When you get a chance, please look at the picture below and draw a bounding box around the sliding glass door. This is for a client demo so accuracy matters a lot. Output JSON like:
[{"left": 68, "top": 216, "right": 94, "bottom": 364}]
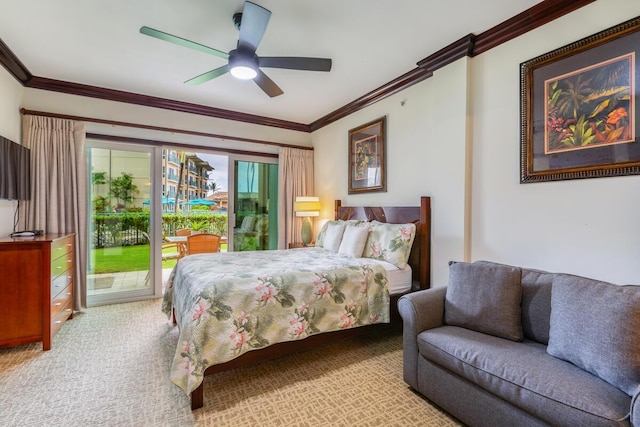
[
  {"left": 86, "top": 141, "right": 161, "bottom": 306},
  {"left": 230, "top": 156, "right": 278, "bottom": 251}
]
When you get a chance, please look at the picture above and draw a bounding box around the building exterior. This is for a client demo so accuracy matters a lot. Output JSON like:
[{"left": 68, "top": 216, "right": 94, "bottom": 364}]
[{"left": 161, "top": 150, "right": 214, "bottom": 207}]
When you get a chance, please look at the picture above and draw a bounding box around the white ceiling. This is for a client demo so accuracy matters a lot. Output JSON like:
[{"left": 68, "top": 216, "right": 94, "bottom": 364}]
[{"left": 0, "top": 0, "right": 542, "bottom": 125}]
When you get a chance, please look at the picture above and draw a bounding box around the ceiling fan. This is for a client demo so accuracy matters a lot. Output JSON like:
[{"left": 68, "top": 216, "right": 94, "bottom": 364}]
[{"left": 140, "top": 1, "right": 332, "bottom": 97}]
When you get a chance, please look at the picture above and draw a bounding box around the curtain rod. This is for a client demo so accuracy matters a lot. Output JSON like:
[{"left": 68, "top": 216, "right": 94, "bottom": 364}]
[
  {"left": 86, "top": 133, "right": 278, "bottom": 159},
  {"left": 19, "top": 108, "right": 313, "bottom": 151}
]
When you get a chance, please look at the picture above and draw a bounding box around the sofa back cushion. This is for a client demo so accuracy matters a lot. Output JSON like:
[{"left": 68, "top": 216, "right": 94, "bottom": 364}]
[
  {"left": 444, "top": 261, "right": 524, "bottom": 342},
  {"left": 520, "top": 268, "right": 554, "bottom": 344},
  {"left": 547, "top": 275, "right": 640, "bottom": 396}
]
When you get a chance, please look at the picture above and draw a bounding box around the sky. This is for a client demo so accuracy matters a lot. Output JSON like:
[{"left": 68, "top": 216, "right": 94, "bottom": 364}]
[{"left": 198, "top": 153, "right": 228, "bottom": 193}]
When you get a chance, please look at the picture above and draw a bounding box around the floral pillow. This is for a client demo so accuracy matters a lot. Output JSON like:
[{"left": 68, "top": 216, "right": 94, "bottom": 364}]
[
  {"left": 362, "top": 222, "right": 416, "bottom": 269},
  {"left": 316, "top": 219, "right": 365, "bottom": 247}
]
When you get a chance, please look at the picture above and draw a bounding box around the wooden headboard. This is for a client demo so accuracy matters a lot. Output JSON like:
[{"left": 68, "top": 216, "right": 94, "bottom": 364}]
[{"left": 334, "top": 196, "right": 431, "bottom": 290}]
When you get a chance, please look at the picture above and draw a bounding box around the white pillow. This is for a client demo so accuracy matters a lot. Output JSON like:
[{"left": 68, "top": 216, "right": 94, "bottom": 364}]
[
  {"left": 338, "top": 226, "right": 370, "bottom": 257},
  {"left": 322, "top": 223, "right": 346, "bottom": 252}
]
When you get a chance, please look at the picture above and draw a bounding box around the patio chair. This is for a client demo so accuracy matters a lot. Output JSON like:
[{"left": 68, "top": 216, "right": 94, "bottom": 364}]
[
  {"left": 176, "top": 228, "right": 192, "bottom": 236},
  {"left": 186, "top": 233, "right": 221, "bottom": 255}
]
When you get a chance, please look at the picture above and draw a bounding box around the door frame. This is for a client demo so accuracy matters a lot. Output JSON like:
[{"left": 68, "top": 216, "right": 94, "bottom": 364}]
[
  {"left": 86, "top": 140, "right": 163, "bottom": 306},
  {"left": 228, "top": 154, "right": 278, "bottom": 252}
]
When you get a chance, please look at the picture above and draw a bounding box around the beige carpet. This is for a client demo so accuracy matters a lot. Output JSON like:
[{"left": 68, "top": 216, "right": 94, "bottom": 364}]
[{"left": 0, "top": 298, "right": 461, "bottom": 427}]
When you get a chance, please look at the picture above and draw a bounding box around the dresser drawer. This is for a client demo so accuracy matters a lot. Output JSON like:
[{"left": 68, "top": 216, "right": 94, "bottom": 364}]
[
  {"left": 51, "top": 235, "right": 74, "bottom": 259},
  {"left": 51, "top": 300, "right": 73, "bottom": 338},
  {"left": 51, "top": 269, "right": 73, "bottom": 295},
  {"left": 51, "top": 251, "right": 73, "bottom": 280},
  {"left": 51, "top": 284, "right": 73, "bottom": 318}
]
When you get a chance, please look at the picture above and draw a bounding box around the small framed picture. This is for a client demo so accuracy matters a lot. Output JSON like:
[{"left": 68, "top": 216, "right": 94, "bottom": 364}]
[{"left": 348, "top": 117, "right": 386, "bottom": 193}]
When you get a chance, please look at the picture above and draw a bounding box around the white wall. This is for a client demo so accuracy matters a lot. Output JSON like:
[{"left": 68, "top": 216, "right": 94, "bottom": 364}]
[
  {"left": 0, "top": 66, "right": 24, "bottom": 237},
  {"left": 313, "top": 0, "right": 640, "bottom": 287},
  {"left": 22, "top": 89, "right": 311, "bottom": 151},
  {"left": 313, "top": 58, "right": 470, "bottom": 288},
  {"left": 470, "top": 0, "right": 640, "bottom": 285}
]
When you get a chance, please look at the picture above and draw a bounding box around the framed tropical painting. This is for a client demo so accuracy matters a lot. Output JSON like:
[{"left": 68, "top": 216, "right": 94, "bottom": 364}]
[
  {"left": 520, "top": 15, "right": 640, "bottom": 183},
  {"left": 348, "top": 117, "right": 386, "bottom": 194}
]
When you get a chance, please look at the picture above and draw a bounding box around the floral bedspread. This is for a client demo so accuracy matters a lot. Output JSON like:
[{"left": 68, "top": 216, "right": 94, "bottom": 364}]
[{"left": 162, "top": 247, "right": 390, "bottom": 394}]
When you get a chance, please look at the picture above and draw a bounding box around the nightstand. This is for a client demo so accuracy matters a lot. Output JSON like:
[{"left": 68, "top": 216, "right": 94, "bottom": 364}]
[{"left": 288, "top": 242, "right": 311, "bottom": 249}]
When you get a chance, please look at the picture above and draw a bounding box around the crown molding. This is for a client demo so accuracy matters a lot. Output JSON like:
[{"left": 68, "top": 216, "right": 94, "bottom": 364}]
[
  {"left": 309, "top": 67, "right": 432, "bottom": 132},
  {"left": 0, "top": 0, "right": 595, "bottom": 133},
  {"left": 473, "top": 0, "right": 596, "bottom": 55},
  {"left": 417, "top": 34, "right": 477, "bottom": 73},
  {"left": 0, "top": 38, "right": 31, "bottom": 83},
  {"left": 310, "top": 0, "right": 595, "bottom": 131},
  {"left": 25, "top": 76, "right": 310, "bottom": 133}
]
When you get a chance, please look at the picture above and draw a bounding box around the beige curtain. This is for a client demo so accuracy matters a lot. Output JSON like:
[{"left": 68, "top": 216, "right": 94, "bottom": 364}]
[
  {"left": 278, "top": 147, "right": 314, "bottom": 249},
  {"left": 19, "top": 115, "right": 88, "bottom": 310}
]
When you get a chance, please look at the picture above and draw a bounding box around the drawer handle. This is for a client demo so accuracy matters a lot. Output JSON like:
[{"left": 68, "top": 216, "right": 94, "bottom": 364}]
[
  {"left": 67, "top": 260, "right": 72, "bottom": 264},
  {"left": 66, "top": 292, "right": 72, "bottom": 296},
  {"left": 54, "top": 302, "right": 62, "bottom": 306},
  {"left": 65, "top": 308, "right": 72, "bottom": 313},
  {"left": 54, "top": 320, "right": 62, "bottom": 324},
  {"left": 56, "top": 266, "right": 62, "bottom": 270}
]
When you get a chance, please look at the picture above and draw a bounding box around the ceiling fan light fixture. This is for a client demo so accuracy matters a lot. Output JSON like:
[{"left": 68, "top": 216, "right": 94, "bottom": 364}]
[
  {"left": 230, "top": 64, "right": 257, "bottom": 80},
  {"left": 229, "top": 49, "right": 258, "bottom": 80}
]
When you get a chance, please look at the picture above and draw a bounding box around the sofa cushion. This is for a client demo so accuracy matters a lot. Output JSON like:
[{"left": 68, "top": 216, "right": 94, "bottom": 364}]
[
  {"left": 444, "top": 262, "right": 523, "bottom": 341},
  {"left": 475, "top": 261, "right": 554, "bottom": 344},
  {"left": 547, "top": 275, "right": 640, "bottom": 396},
  {"left": 418, "top": 326, "right": 632, "bottom": 426},
  {"left": 520, "top": 268, "right": 555, "bottom": 344}
]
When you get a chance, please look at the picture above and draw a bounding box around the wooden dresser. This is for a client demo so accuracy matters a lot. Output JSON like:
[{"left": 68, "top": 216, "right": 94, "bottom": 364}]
[{"left": 0, "top": 233, "right": 74, "bottom": 350}]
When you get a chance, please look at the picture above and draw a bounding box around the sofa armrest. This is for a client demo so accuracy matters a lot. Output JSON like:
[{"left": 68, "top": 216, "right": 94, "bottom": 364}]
[
  {"left": 631, "top": 386, "right": 640, "bottom": 426},
  {"left": 397, "top": 287, "right": 447, "bottom": 389}
]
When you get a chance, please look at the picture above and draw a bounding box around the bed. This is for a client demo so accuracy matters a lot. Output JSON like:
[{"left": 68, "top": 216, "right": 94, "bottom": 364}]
[{"left": 163, "top": 196, "right": 431, "bottom": 410}]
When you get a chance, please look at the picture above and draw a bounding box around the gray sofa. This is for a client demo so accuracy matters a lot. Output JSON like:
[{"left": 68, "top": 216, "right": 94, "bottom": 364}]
[{"left": 398, "top": 260, "right": 640, "bottom": 427}]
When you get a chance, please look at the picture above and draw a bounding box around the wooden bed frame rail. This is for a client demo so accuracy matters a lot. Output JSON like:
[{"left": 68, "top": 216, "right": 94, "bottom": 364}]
[{"left": 189, "top": 196, "right": 431, "bottom": 410}]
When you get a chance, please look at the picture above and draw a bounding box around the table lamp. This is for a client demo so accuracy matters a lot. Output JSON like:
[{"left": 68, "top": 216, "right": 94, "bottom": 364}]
[{"left": 294, "top": 196, "right": 321, "bottom": 246}]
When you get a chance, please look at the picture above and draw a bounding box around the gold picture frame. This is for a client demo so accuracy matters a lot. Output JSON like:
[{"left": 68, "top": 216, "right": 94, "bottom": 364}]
[
  {"left": 348, "top": 117, "right": 386, "bottom": 194},
  {"left": 520, "top": 16, "right": 640, "bottom": 183}
]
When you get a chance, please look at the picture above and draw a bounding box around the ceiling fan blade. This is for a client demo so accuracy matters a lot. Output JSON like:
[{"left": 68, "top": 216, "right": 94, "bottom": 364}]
[
  {"left": 140, "top": 26, "right": 229, "bottom": 60},
  {"left": 259, "top": 57, "right": 332, "bottom": 72},
  {"left": 184, "top": 65, "right": 230, "bottom": 85},
  {"left": 237, "top": 2, "right": 271, "bottom": 53},
  {"left": 254, "top": 69, "right": 283, "bottom": 97}
]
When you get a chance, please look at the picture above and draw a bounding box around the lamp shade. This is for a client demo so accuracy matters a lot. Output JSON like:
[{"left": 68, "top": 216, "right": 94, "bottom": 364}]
[{"left": 294, "top": 196, "right": 321, "bottom": 217}]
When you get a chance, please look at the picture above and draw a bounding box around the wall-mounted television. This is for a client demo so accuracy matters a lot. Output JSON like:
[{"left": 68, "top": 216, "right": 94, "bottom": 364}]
[{"left": 0, "top": 135, "right": 31, "bottom": 201}]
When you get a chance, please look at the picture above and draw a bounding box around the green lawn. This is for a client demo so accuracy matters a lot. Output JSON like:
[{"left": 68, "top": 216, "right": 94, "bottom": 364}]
[
  {"left": 92, "top": 244, "right": 177, "bottom": 274},
  {"left": 92, "top": 243, "right": 227, "bottom": 274}
]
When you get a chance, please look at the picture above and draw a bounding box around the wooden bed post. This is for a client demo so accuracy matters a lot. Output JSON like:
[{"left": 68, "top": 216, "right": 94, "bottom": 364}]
[
  {"left": 334, "top": 200, "right": 341, "bottom": 220},
  {"left": 191, "top": 383, "right": 204, "bottom": 410}
]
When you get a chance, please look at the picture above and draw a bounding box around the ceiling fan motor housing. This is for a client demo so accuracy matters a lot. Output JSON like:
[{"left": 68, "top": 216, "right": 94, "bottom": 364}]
[{"left": 233, "top": 13, "right": 243, "bottom": 31}]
